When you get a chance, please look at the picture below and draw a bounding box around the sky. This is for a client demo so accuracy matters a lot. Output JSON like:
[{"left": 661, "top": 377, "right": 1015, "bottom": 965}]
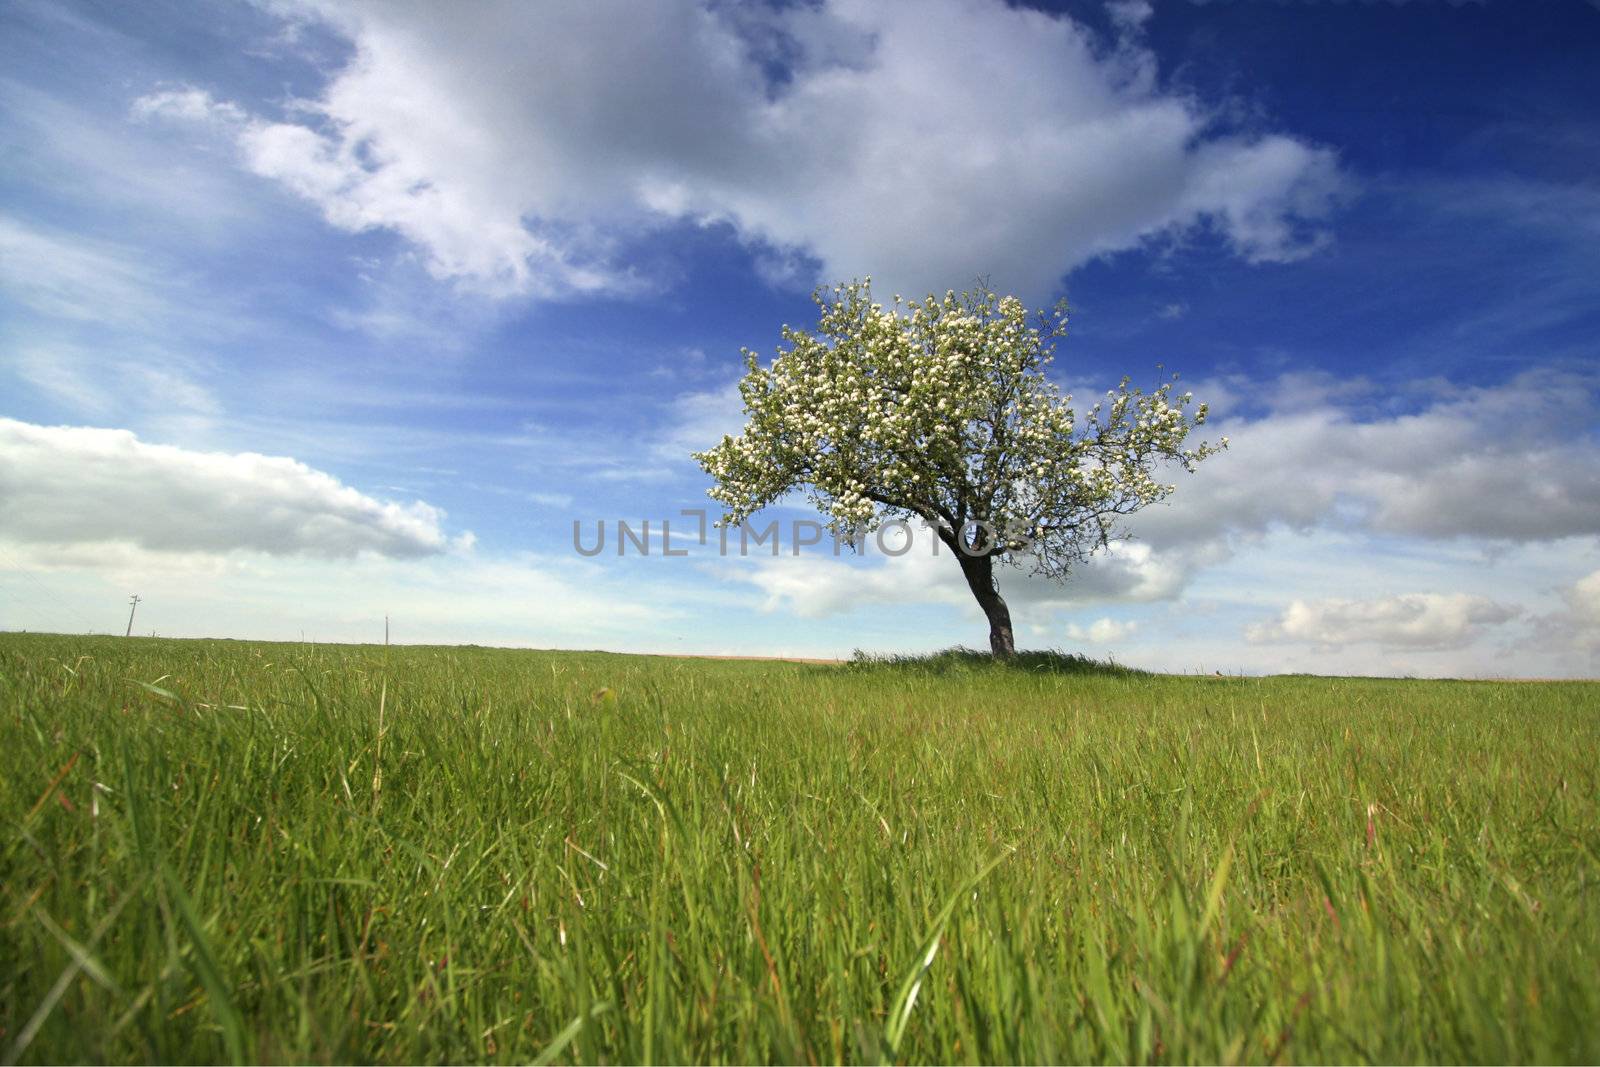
[{"left": 1, "top": 0, "right": 1597, "bottom": 677}]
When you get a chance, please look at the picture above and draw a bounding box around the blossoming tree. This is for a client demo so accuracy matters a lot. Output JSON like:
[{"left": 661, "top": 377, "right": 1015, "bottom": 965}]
[{"left": 695, "top": 280, "right": 1223, "bottom": 656}]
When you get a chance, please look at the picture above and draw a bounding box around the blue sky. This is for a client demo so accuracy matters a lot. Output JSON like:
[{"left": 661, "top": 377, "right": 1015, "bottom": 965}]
[{"left": 2, "top": 0, "right": 1597, "bottom": 676}]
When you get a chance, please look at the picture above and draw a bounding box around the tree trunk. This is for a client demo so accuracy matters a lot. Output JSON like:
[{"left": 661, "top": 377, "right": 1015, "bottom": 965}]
[{"left": 956, "top": 549, "right": 1016, "bottom": 657}]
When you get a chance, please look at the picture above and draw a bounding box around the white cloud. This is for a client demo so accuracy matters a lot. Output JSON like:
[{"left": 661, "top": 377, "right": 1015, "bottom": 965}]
[
  {"left": 137, "top": 0, "right": 1341, "bottom": 301},
  {"left": 1563, "top": 569, "right": 1600, "bottom": 629},
  {"left": 654, "top": 380, "right": 746, "bottom": 465},
  {"left": 1178, "top": 137, "right": 1337, "bottom": 264},
  {"left": 5, "top": 346, "right": 219, "bottom": 423},
  {"left": 1127, "top": 367, "right": 1600, "bottom": 550},
  {"left": 130, "top": 87, "right": 246, "bottom": 127},
  {"left": 1528, "top": 567, "right": 1600, "bottom": 663},
  {"left": 1107, "top": 1, "right": 1154, "bottom": 34},
  {"left": 0, "top": 418, "right": 461, "bottom": 559},
  {"left": 730, "top": 548, "right": 955, "bottom": 620},
  {"left": 0, "top": 78, "right": 259, "bottom": 240},
  {"left": 1245, "top": 593, "right": 1519, "bottom": 650},
  {"left": 0, "top": 215, "right": 173, "bottom": 327},
  {"left": 1066, "top": 616, "right": 1137, "bottom": 642}
]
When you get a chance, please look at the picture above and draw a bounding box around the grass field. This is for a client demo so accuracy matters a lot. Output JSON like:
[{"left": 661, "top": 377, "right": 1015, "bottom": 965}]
[{"left": 1, "top": 633, "right": 1597, "bottom": 1064}]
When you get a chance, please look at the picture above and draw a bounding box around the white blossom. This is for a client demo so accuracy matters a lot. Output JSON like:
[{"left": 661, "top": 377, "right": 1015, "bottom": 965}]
[{"left": 694, "top": 279, "right": 1223, "bottom": 587}]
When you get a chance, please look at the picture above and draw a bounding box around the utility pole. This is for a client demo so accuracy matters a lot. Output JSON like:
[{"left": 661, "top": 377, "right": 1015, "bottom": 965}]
[
  {"left": 125, "top": 594, "right": 141, "bottom": 637},
  {"left": 385, "top": 613, "right": 390, "bottom": 646}
]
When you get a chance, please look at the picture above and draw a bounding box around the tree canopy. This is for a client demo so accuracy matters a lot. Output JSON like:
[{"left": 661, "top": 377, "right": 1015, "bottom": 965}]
[{"left": 696, "top": 280, "right": 1223, "bottom": 655}]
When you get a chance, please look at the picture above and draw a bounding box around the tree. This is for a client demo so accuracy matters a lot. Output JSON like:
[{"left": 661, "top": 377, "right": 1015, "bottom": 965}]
[{"left": 695, "top": 280, "right": 1224, "bottom": 656}]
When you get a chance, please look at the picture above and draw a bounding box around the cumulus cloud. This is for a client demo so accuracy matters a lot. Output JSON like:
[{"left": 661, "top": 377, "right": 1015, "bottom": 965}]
[
  {"left": 0, "top": 418, "right": 461, "bottom": 560},
  {"left": 1107, "top": 1, "right": 1154, "bottom": 34},
  {"left": 1066, "top": 617, "right": 1137, "bottom": 643},
  {"left": 1528, "top": 568, "right": 1600, "bottom": 662},
  {"left": 135, "top": 0, "right": 1341, "bottom": 301},
  {"left": 1245, "top": 593, "right": 1519, "bottom": 650},
  {"left": 1127, "top": 367, "right": 1600, "bottom": 550},
  {"left": 1561, "top": 569, "right": 1600, "bottom": 629},
  {"left": 130, "top": 86, "right": 246, "bottom": 127}
]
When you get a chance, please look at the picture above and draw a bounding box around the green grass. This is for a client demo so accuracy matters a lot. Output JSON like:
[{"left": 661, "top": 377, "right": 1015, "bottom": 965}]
[{"left": 1, "top": 632, "right": 1597, "bottom": 1064}]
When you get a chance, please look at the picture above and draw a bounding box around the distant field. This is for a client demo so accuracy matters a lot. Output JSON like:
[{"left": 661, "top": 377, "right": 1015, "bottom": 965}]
[{"left": 2, "top": 633, "right": 1597, "bottom": 1064}]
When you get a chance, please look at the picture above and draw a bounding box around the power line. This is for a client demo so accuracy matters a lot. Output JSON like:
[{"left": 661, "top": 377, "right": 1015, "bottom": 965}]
[{"left": 0, "top": 548, "right": 110, "bottom": 634}]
